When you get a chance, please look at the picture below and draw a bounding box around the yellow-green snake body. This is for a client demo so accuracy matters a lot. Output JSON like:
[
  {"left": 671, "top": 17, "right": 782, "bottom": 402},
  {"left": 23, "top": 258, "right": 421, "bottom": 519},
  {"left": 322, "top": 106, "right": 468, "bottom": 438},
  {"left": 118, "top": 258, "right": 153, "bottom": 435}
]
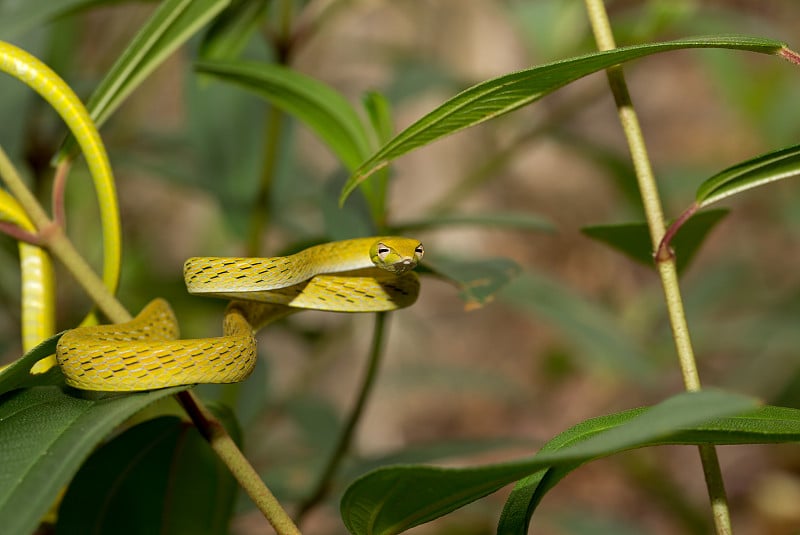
[
  {"left": 1, "top": 40, "right": 423, "bottom": 392},
  {"left": 56, "top": 237, "right": 423, "bottom": 391}
]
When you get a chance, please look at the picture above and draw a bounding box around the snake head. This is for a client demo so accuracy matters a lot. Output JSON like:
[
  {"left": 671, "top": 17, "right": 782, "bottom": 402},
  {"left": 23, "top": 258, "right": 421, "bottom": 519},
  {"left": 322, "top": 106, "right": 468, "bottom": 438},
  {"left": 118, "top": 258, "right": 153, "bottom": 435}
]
[{"left": 370, "top": 237, "right": 424, "bottom": 273}]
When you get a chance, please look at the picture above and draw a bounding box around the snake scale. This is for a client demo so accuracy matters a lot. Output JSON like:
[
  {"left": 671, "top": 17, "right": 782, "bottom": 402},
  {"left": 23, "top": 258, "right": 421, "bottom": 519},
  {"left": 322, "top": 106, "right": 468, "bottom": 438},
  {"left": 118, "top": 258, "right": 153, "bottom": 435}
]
[
  {"left": 1, "top": 40, "right": 423, "bottom": 392},
  {"left": 55, "top": 237, "right": 424, "bottom": 391}
]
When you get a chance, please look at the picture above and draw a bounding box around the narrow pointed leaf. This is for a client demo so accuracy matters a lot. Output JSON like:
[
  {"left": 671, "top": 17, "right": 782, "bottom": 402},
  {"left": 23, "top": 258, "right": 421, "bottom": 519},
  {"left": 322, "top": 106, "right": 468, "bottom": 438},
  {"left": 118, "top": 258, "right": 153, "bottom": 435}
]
[
  {"left": 498, "top": 404, "right": 800, "bottom": 534},
  {"left": 582, "top": 209, "right": 728, "bottom": 274},
  {"left": 58, "top": 0, "right": 230, "bottom": 159},
  {"left": 0, "top": 385, "right": 187, "bottom": 535},
  {"left": 360, "top": 91, "right": 394, "bottom": 226},
  {"left": 696, "top": 143, "right": 800, "bottom": 207},
  {"left": 199, "top": 0, "right": 268, "bottom": 61},
  {"left": 340, "top": 35, "right": 786, "bottom": 204},
  {"left": 0, "top": 332, "right": 64, "bottom": 395},
  {"left": 340, "top": 391, "right": 770, "bottom": 535},
  {"left": 195, "top": 59, "right": 372, "bottom": 171}
]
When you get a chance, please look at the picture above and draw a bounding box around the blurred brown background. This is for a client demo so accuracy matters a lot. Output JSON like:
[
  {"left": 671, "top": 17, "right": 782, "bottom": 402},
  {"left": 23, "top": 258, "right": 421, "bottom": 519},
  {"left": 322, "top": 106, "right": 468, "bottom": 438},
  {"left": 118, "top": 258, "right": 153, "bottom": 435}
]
[{"left": 2, "top": 1, "right": 800, "bottom": 534}]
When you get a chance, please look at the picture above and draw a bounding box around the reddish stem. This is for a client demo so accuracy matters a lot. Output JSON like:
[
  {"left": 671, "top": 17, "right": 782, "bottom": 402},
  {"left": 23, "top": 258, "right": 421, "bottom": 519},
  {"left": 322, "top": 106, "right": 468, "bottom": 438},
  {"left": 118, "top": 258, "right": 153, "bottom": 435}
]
[
  {"left": 0, "top": 220, "right": 42, "bottom": 245},
  {"left": 655, "top": 202, "right": 699, "bottom": 263},
  {"left": 779, "top": 47, "right": 800, "bottom": 65}
]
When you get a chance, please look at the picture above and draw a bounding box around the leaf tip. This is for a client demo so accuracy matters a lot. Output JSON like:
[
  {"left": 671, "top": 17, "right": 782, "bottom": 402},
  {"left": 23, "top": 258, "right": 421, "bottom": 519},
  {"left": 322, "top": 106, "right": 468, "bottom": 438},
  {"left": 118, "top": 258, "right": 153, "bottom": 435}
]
[{"left": 339, "top": 162, "right": 388, "bottom": 207}]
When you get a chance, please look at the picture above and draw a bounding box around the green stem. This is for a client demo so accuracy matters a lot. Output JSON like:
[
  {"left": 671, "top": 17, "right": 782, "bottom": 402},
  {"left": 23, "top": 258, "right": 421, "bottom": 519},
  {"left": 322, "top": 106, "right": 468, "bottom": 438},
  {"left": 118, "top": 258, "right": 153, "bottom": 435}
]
[
  {"left": 1, "top": 145, "right": 130, "bottom": 323},
  {"left": 582, "top": 2, "right": 731, "bottom": 534},
  {"left": 1, "top": 145, "right": 299, "bottom": 534},
  {"left": 295, "top": 312, "right": 389, "bottom": 521},
  {"left": 177, "top": 390, "right": 301, "bottom": 535},
  {"left": 247, "top": 106, "right": 285, "bottom": 257}
]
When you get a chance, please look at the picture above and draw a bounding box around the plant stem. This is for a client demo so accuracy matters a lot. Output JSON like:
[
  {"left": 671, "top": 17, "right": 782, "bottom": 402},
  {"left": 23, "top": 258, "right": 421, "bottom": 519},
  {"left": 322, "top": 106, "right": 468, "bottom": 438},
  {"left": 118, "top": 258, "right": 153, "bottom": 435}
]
[
  {"left": 583, "top": 1, "right": 731, "bottom": 534},
  {"left": 247, "top": 105, "right": 285, "bottom": 257},
  {"left": 1, "top": 145, "right": 299, "bottom": 533},
  {"left": 177, "top": 390, "right": 301, "bottom": 535},
  {"left": 295, "top": 312, "right": 389, "bottom": 521},
  {"left": 0, "top": 145, "right": 130, "bottom": 323}
]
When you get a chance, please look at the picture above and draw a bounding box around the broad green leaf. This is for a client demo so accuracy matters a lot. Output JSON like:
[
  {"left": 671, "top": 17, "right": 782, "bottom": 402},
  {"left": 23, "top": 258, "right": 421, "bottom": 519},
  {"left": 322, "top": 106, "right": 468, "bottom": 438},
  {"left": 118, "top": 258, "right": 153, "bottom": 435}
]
[
  {"left": 199, "top": 0, "right": 268, "bottom": 61},
  {"left": 0, "top": 333, "right": 64, "bottom": 395},
  {"left": 498, "top": 404, "right": 800, "bottom": 535},
  {"left": 57, "top": 409, "right": 240, "bottom": 534},
  {"left": 696, "top": 143, "right": 800, "bottom": 208},
  {"left": 499, "top": 272, "right": 653, "bottom": 378},
  {"left": 582, "top": 209, "right": 728, "bottom": 274},
  {"left": 340, "top": 35, "right": 786, "bottom": 204},
  {"left": 340, "top": 390, "right": 764, "bottom": 535},
  {"left": 424, "top": 256, "right": 521, "bottom": 309},
  {"left": 344, "top": 438, "right": 531, "bottom": 484},
  {"left": 195, "top": 59, "right": 372, "bottom": 171},
  {"left": 58, "top": 0, "right": 230, "bottom": 158},
  {"left": 393, "top": 211, "right": 553, "bottom": 233},
  {"left": 0, "top": 385, "right": 186, "bottom": 535}
]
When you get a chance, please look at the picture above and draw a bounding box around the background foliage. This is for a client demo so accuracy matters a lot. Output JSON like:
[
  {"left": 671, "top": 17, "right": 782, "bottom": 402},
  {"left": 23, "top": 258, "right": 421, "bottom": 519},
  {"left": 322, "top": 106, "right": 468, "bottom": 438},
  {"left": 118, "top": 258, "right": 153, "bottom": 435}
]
[{"left": 2, "top": 1, "right": 800, "bottom": 534}]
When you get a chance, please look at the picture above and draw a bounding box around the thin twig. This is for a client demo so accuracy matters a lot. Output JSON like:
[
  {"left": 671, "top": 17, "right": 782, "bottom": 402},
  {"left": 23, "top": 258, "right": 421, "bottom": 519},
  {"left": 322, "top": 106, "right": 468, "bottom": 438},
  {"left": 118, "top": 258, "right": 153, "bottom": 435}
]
[
  {"left": 295, "top": 312, "right": 388, "bottom": 521},
  {"left": 1, "top": 145, "right": 298, "bottom": 533},
  {"left": 177, "top": 390, "right": 302, "bottom": 535},
  {"left": 582, "top": 1, "right": 732, "bottom": 533},
  {"left": 0, "top": 220, "right": 42, "bottom": 245}
]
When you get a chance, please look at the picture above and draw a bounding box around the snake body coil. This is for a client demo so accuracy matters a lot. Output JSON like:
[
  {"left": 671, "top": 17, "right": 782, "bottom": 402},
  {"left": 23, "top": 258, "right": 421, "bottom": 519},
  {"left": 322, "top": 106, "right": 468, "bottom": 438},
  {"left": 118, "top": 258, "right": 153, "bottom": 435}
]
[{"left": 56, "top": 237, "right": 423, "bottom": 391}]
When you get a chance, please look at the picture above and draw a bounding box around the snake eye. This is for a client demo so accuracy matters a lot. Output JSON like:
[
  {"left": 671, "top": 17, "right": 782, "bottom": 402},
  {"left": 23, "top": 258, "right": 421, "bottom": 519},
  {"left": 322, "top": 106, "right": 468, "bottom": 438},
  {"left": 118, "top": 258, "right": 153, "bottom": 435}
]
[
  {"left": 376, "top": 243, "right": 390, "bottom": 260},
  {"left": 414, "top": 244, "right": 424, "bottom": 258}
]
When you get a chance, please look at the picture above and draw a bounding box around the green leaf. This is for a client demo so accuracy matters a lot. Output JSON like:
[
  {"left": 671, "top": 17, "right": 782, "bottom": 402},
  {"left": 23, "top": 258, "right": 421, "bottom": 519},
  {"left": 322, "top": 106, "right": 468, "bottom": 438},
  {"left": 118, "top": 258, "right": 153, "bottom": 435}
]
[
  {"left": 58, "top": 0, "right": 230, "bottom": 159},
  {"left": 393, "top": 211, "right": 554, "bottom": 233},
  {"left": 696, "top": 143, "right": 800, "bottom": 207},
  {"left": 195, "top": 59, "right": 372, "bottom": 171},
  {"left": 199, "top": 0, "right": 268, "bottom": 61},
  {"left": 0, "top": 333, "right": 65, "bottom": 395},
  {"left": 499, "top": 272, "right": 653, "bottom": 378},
  {"left": 360, "top": 91, "right": 394, "bottom": 227},
  {"left": 0, "top": 0, "right": 104, "bottom": 39},
  {"left": 498, "top": 404, "right": 800, "bottom": 535},
  {"left": 57, "top": 409, "right": 240, "bottom": 534},
  {"left": 340, "top": 390, "right": 769, "bottom": 535},
  {"left": 424, "top": 256, "right": 521, "bottom": 309},
  {"left": 340, "top": 35, "right": 786, "bottom": 204},
  {"left": 582, "top": 209, "right": 729, "bottom": 274},
  {"left": 0, "top": 385, "right": 187, "bottom": 535}
]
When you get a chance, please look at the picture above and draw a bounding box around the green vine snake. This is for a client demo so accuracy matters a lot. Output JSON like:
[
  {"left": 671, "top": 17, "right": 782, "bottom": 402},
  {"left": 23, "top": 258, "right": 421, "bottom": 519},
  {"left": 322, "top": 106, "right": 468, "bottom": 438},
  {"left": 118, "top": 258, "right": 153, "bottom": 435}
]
[{"left": 0, "top": 41, "right": 423, "bottom": 391}]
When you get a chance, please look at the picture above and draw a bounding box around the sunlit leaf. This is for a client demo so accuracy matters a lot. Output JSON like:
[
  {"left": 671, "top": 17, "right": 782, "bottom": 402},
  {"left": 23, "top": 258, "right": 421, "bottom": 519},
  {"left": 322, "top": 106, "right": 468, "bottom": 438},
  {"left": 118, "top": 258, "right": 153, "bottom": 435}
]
[
  {"left": 340, "top": 390, "right": 764, "bottom": 535},
  {"left": 199, "top": 0, "right": 268, "bottom": 61},
  {"left": 696, "top": 143, "right": 800, "bottom": 208},
  {"left": 340, "top": 35, "right": 786, "bottom": 203},
  {"left": 498, "top": 404, "right": 800, "bottom": 534},
  {"left": 582, "top": 209, "right": 728, "bottom": 273},
  {"left": 0, "top": 385, "right": 187, "bottom": 535},
  {"left": 195, "top": 59, "right": 371, "bottom": 171},
  {"left": 58, "top": 0, "right": 231, "bottom": 158}
]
